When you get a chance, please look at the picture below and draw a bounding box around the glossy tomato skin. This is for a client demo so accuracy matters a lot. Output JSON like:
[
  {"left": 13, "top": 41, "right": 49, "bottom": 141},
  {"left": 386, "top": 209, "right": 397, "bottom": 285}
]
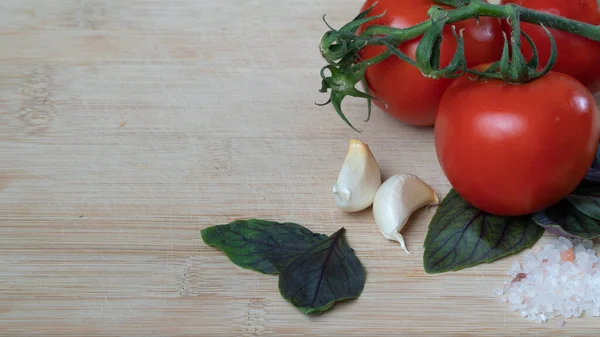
[
  {"left": 356, "top": 0, "right": 504, "bottom": 126},
  {"left": 435, "top": 70, "right": 600, "bottom": 216},
  {"left": 500, "top": 0, "right": 600, "bottom": 94}
]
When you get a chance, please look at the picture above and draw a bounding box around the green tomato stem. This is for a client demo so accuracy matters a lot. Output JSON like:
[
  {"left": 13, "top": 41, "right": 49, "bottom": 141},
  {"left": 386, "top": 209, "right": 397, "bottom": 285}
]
[{"left": 350, "top": 2, "right": 600, "bottom": 55}]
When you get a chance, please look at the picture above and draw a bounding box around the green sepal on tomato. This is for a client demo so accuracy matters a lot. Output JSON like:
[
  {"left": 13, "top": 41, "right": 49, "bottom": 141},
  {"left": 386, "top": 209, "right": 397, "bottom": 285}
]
[
  {"left": 434, "top": 64, "right": 600, "bottom": 216},
  {"left": 356, "top": 0, "right": 504, "bottom": 126},
  {"left": 500, "top": 0, "right": 600, "bottom": 94}
]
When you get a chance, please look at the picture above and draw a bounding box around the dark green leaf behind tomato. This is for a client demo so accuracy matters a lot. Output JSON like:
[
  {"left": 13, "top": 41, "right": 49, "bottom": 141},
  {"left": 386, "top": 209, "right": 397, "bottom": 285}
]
[
  {"left": 355, "top": 0, "right": 504, "bottom": 126},
  {"left": 533, "top": 200, "right": 600, "bottom": 239},
  {"left": 434, "top": 67, "right": 600, "bottom": 216},
  {"left": 500, "top": 0, "right": 600, "bottom": 94}
]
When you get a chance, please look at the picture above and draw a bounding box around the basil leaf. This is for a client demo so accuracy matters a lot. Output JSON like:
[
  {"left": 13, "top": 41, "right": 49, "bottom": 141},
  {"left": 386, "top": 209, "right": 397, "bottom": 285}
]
[
  {"left": 566, "top": 194, "right": 600, "bottom": 221},
  {"left": 201, "top": 219, "right": 328, "bottom": 275},
  {"left": 584, "top": 168, "right": 600, "bottom": 182},
  {"left": 584, "top": 143, "right": 600, "bottom": 181},
  {"left": 423, "top": 189, "right": 544, "bottom": 274},
  {"left": 533, "top": 200, "right": 600, "bottom": 239},
  {"left": 278, "top": 228, "right": 365, "bottom": 315},
  {"left": 564, "top": 179, "right": 600, "bottom": 220},
  {"left": 573, "top": 179, "right": 600, "bottom": 195},
  {"left": 591, "top": 142, "right": 600, "bottom": 169}
]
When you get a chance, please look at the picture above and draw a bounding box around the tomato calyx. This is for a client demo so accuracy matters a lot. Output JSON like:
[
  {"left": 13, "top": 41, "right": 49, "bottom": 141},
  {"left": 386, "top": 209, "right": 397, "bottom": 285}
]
[
  {"left": 317, "top": 65, "right": 384, "bottom": 132},
  {"left": 317, "top": 4, "right": 394, "bottom": 132},
  {"left": 318, "top": 3, "right": 385, "bottom": 67},
  {"left": 466, "top": 11, "right": 558, "bottom": 84}
]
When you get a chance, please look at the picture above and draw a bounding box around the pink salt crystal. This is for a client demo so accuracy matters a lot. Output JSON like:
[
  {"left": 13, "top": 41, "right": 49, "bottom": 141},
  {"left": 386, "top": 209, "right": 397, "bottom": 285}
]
[
  {"left": 555, "top": 317, "right": 565, "bottom": 328},
  {"left": 512, "top": 273, "right": 527, "bottom": 284},
  {"left": 561, "top": 248, "right": 575, "bottom": 263}
]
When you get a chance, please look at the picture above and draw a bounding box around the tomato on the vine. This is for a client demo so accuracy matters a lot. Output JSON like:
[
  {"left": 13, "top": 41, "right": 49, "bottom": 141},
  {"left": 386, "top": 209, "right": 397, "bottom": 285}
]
[
  {"left": 500, "top": 0, "right": 600, "bottom": 94},
  {"left": 434, "top": 67, "right": 600, "bottom": 216},
  {"left": 356, "top": 0, "right": 504, "bottom": 126}
]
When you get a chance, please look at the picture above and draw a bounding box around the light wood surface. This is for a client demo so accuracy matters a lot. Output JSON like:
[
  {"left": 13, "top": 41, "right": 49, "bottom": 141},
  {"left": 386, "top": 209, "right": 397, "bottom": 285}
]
[{"left": 2, "top": 0, "right": 600, "bottom": 336}]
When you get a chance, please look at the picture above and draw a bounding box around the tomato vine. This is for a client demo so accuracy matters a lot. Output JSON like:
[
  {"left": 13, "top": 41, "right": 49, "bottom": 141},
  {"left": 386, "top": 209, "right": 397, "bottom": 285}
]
[{"left": 318, "top": 0, "right": 600, "bottom": 131}]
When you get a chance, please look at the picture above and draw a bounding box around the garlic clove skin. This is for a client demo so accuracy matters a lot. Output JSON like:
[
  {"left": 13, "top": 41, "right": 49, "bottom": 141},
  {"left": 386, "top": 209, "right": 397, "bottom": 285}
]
[
  {"left": 373, "top": 173, "right": 439, "bottom": 254},
  {"left": 332, "top": 139, "right": 382, "bottom": 212}
]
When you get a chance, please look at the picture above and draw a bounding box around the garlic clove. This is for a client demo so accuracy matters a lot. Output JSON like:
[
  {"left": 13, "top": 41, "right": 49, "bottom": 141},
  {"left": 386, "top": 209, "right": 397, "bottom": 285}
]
[
  {"left": 332, "top": 139, "right": 382, "bottom": 212},
  {"left": 373, "top": 173, "right": 439, "bottom": 254}
]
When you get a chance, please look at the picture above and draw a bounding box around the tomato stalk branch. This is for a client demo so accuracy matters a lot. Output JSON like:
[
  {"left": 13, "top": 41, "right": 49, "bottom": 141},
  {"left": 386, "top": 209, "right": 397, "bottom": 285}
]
[{"left": 318, "top": 0, "right": 600, "bottom": 131}]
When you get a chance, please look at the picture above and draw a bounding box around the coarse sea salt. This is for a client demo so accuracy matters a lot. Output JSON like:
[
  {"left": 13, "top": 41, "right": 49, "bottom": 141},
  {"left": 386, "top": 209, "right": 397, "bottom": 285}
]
[{"left": 495, "top": 237, "right": 600, "bottom": 325}]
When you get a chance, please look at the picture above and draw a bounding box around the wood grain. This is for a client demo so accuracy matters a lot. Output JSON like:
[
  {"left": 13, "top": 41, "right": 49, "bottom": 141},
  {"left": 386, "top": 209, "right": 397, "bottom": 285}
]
[{"left": 1, "top": 0, "right": 600, "bottom": 336}]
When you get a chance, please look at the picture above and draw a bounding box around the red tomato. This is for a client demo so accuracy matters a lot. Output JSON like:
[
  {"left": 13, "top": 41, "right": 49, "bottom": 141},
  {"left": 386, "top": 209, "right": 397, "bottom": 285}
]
[
  {"left": 434, "top": 68, "right": 600, "bottom": 216},
  {"left": 356, "top": 0, "right": 504, "bottom": 126},
  {"left": 500, "top": 0, "right": 600, "bottom": 94}
]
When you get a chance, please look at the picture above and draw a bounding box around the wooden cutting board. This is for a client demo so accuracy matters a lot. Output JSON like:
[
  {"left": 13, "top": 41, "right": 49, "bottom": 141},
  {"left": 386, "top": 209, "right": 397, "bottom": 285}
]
[{"left": 2, "top": 0, "right": 600, "bottom": 335}]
